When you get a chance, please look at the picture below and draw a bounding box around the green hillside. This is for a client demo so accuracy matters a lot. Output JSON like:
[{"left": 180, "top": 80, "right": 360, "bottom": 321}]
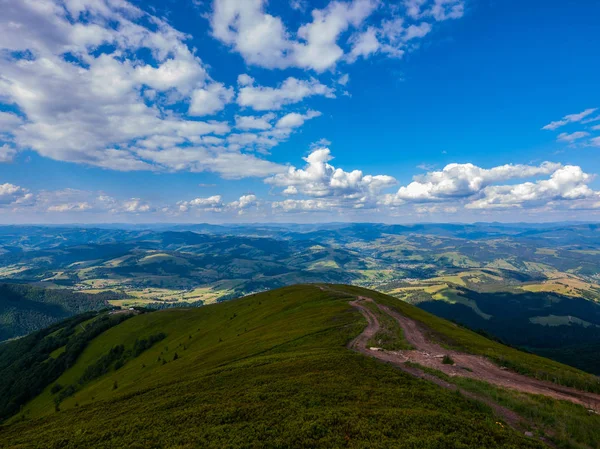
[
  {"left": 0, "top": 283, "right": 118, "bottom": 341},
  {"left": 1, "top": 285, "right": 599, "bottom": 448},
  {"left": 390, "top": 282, "right": 600, "bottom": 374}
]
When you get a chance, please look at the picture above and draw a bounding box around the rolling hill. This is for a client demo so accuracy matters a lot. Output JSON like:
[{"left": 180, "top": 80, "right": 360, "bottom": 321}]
[
  {"left": 3, "top": 223, "right": 600, "bottom": 360},
  {"left": 1, "top": 285, "right": 599, "bottom": 448}
]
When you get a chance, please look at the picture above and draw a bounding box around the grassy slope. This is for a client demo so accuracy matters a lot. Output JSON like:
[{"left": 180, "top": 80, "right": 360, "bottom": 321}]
[{"left": 0, "top": 285, "right": 544, "bottom": 449}]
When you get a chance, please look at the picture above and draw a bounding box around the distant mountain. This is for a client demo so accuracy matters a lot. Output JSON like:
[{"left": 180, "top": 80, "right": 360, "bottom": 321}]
[{"left": 1, "top": 223, "right": 600, "bottom": 351}]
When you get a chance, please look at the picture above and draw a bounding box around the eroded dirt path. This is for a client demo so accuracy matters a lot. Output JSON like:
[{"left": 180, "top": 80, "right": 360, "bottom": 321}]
[{"left": 349, "top": 297, "right": 600, "bottom": 413}]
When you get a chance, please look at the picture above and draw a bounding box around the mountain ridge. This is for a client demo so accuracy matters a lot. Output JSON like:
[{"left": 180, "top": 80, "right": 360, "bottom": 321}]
[{"left": 1, "top": 284, "right": 599, "bottom": 448}]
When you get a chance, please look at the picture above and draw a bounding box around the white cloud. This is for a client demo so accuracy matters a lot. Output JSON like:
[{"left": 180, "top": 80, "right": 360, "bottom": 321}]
[
  {"left": 290, "top": 0, "right": 308, "bottom": 11},
  {"left": 414, "top": 204, "right": 458, "bottom": 214},
  {"left": 405, "top": 0, "right": 465, "bottom": 21},
  {"left": 177, "top": 194, "right": 257, "bottom": 214},
  {"left": 467, "top": 166, "right": 597, "bottom": 209},
  {"left": 542, "top": 108, "right": 598, "bottom": 131},
  {"left": 235, "top": 114, "right": 275, "bottom": 130},
  {"left": 355, "top": 17, "right": 434, "bottom": 59},
  {"left": 266, "top": 147, "right": 397, "bottom": 209},
  {"left": 275, "top": 110, "right": 321, "bottom": 129},
  {"left": 0, "top": 112, "right": 23, "bottom": 132},
  {"left": 48, "top": 202, "right": 92, "bottom": 212},
  {"left": 294, "top": 0, "right": 380, "bottom": 71},
  {"left": 404, "top": 22, "right": 433, "bottom": 40},
  {"left": 337, "top": 74, "right": 350, "bottom": 85},
  {"left": 189, "top": 83, "right": 235, "bottom": 116},
  {"left": 237, "top": 74, "right": 255, "bottom": 86},
  {"left": 211, "top": 0, "right": 464, "bottom": 72},
  {"left": 0, "top": 0, "right": 288, "bottom": 179},
  {"left": 237, "top": 77, "right": 335, "bottom": 111},
  {"left": 118, "top": 198, "right": 153, "bottom": 214},
  {"left": 28, "top": 190, "right": 155, "bottom": 214},
  {"left": 133, "top": 57, "right": 208, "bottom": 95},
  {"left": 229, "top": 194, "right": 258, "bottom": 212},
  {"left": 178, "top": 195, "right": 223, "bottom": 213},
  {"left": 211, "top": 0, "right": 379, "bottom": 72},
  {"left": 582, "top": 115, "right": 600, "bottom": 125},
  {"left": 383, "top": 161, "right": 562, "bottom": 204},
  {"left": 0, "top": 183, "right": 31, "bottom": 206},
  {"left": 557, "top": 131, "right": 590, "bottom": 143},
  {"left": 429, "top": 0, "right": 465, "bottom": 21},
  {"left": 0, "top": 145, "right": 17, "bottom": 163},
  {"left": 349, "top": 27, "right": 381, "bottom": 61},
  {"left": 135, "top": 147, "right": 286, "bottom": 179},
  {"left": 310, "top": 138, "right": 333, "bottom": 149},
  {"left": 272, "top": 198, "right": 332, "bottom": 212},
  {"left": 405, "top": 0, "right": 427, "bottom": 19},
  {"left": 211, "top": 0, "right": 291, "bottom": 69}
]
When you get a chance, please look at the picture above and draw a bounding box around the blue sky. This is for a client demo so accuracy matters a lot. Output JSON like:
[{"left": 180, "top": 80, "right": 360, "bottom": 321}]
[{"left": 0, "top": 0, "right": 599, "bottom": 223}]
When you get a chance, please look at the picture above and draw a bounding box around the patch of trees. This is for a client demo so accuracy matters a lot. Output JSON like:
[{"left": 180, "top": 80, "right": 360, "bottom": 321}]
[
  {"left": 0, "top": 312, "right": 134, "bottom": 422},
  {"left": 0, "top": 283, "right": 130, "bottom": 341},
  {"left": 54, "top": 332, "right": 166, "bottom": 405}
]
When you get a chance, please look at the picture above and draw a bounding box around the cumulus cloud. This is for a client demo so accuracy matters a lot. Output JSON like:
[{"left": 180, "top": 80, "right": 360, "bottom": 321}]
[
  {"left": 210, "top": 0, "right": 463, "bottom": 71},
  {"left": 235, "top": 114, "right": 275, "bottom": 130},
  {"left": 189, "top": 83, "right": 235, "bottom": 116},
  {"left": 177, "top": 194, "right": 258, "bottom": 214},
  {"left": 135, "top": 147, "right": 285, "bottom": 178},
  {"left": 237, "top": 76, "right": 335, "bottom": 111},
  {"left": 177, "top": 195, "right": 224, "bottom": 212},
  {"left": 275, "top": 110, "right": 321, "bottom": 129},
  {"left": 542, "top": 108, "right": 597, "bottom": 131},
  {"left": 0, "top": 0, "right": 293, "bottom": 179},
  {"left": 118, "top": 198, "right": 153, "bottom": 214},
  {"left": 266, "top": 147, "right": 397, "bottom": 209},
  {"left": 467, "top": 166, "right": 598, "bottom": 209},
  {"left": 228, "top": 194, "right": 258, "bottom": 213},
  {"left": 0, "top": 112, "right": 23, "bottom": 132},
  {"left": 348, "top": 27, "right": 381, "bottom": 61},
  {"left": 31, "top": 190, "right": 155, "bottom": 215},
  {"left": 0, "top": 1, "right": 214, "bottom": 168},
  {"left": 0, "top": 183, "right": 32, "bottom": 206},
  {"left": 0, "top": 0, "right": 471, "bottom": 184},
  {"left": 211, "top": 0, "right": 379, "bottom": 72},
  {"left": 348, "top": 16, "right": 436, "bottom": 60},
  {"left": 227, "top": 110, "right": 323, "bottom": 154},
  {"left": 382, "top": 162, "right": 563, "bottom": 205},
  {"left": 211, "top": 0, "right": 292, "bottom": 69}
]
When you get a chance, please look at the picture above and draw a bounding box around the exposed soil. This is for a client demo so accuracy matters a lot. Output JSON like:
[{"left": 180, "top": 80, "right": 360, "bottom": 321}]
[
  {"left": 350, "top": 296, "right": 600, "bottom": 412},
  {"left": 346, "top": 295, "right": 600, "bottom": 447}
]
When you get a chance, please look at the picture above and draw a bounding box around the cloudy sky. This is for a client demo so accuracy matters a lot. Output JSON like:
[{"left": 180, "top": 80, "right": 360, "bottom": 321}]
[{"left": 0, "top": 0, "right": 599, "bottom": 223}]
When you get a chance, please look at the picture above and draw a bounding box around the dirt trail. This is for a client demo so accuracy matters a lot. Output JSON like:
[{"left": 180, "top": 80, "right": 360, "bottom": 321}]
[{"left": 349, "top": 297, "right": 600, "bottom": 413}]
